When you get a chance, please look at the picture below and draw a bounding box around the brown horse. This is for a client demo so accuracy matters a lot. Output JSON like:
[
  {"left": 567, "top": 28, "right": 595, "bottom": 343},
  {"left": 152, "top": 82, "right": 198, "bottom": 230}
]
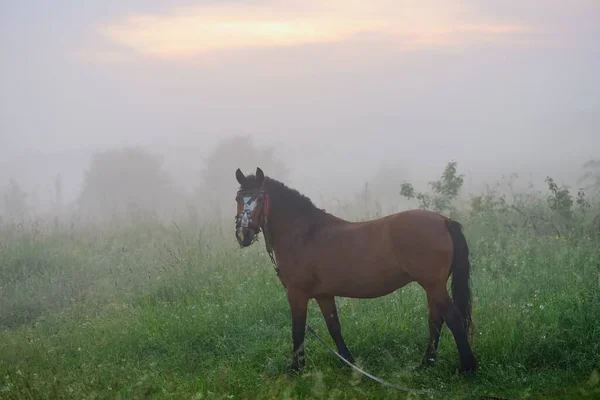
[{"left": 234, "top": 167, "right": 477, "bottom": 374}]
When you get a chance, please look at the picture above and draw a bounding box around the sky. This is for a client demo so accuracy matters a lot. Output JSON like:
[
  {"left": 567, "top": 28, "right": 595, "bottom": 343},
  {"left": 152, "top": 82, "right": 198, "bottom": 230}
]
[{"left": 1, "top": 0, "right": 599, "bottom": 205}]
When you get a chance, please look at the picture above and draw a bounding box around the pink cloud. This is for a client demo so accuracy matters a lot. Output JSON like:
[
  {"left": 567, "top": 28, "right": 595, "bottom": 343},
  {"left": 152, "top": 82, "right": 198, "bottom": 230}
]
[{"left": 93, "top": 1, "right": 532, "bottom": 60}]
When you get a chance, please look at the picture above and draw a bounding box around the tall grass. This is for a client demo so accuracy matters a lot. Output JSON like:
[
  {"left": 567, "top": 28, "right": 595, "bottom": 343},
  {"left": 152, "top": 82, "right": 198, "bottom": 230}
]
[{"left": 0, "top": 202, "right": 599, "bottom": 399}]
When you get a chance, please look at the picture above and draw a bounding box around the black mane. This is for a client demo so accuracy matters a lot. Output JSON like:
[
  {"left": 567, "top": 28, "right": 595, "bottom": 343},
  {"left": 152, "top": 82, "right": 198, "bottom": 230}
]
[
  {"left": 239, "top": 173, "right": 344, "bottom": 244},
  {"left": 240, "top": 174, "right": 321, "bottom": 215}
]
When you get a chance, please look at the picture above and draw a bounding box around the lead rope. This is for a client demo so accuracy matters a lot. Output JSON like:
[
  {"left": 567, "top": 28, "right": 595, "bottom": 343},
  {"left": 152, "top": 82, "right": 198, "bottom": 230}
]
[{"left": 257, "top": 194, "right": 508, "bottom": 399}]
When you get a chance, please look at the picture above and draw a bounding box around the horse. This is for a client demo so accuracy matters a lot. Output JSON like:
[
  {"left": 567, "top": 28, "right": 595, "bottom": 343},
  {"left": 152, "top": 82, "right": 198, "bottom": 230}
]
[{"left": 234, "top": 167, "right": 477, "bottom": 374}]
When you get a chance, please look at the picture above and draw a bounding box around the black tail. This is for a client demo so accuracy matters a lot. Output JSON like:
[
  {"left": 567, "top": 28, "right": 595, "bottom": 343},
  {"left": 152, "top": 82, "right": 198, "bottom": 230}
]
[{"left": 446, "top": 219, "right": 474, "bottom": 338}]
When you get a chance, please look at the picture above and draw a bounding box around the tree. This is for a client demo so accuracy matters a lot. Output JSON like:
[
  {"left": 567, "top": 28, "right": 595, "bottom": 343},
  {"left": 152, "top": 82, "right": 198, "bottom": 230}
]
[
  {"left": 545, "top": 176, "right": 574, "bottom": 220},
  {"left": 400, "top": 161, "right": 465, "bottom": 214},
  {"left": 198, "top": 135, "right": 289, "bottom": 213},
  {"left": 77, "top": 147, "right": 179, "bottom": 219}
]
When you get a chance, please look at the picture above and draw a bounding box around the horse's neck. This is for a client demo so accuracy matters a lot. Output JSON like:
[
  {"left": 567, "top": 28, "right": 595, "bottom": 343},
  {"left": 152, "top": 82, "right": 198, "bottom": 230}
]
[
  {"left": 266, "top": 207, "right": 344, "bottom": 254},
  {"left": 266, "top": 209, "right": 301, "bottom": 250}
]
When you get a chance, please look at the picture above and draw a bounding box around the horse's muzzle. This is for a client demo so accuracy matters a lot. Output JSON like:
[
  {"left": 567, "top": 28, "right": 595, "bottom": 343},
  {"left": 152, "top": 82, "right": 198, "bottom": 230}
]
[{"left": 236, "top": 227, "right": 256, "bottom": 247}]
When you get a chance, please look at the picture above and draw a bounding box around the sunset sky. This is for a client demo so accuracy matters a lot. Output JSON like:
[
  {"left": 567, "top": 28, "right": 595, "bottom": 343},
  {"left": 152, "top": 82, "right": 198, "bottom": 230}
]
[
  {"left": 95, "top": 1, "right": 529, "bottom": 58},
  {"left": 1, "top": 0, "right": 599, "bottom": 200}
]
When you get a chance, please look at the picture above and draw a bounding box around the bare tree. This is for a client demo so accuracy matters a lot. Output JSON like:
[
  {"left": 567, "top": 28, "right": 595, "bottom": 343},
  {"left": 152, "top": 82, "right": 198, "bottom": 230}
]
[
  {"left": 578, "top": 159, "right": 600, "bottom": 196},
  {"left": 2, "top": 179, "right": 28, "bottom": 222}
]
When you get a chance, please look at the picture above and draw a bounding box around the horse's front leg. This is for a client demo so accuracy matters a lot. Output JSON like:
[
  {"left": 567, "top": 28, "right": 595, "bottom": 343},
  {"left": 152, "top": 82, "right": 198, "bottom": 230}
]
[{"left": 287, "top": 288, "right": 308, "bottom": 372}]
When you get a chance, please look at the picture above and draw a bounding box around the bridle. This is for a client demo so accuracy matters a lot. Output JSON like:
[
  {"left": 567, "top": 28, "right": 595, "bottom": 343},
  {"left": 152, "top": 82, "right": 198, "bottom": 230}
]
[
  {"left": 235, "top": 188, "right": 269, "bottom": 237},
  {"left": 235, "top": 187, "right": 277, "bottom": 272}
]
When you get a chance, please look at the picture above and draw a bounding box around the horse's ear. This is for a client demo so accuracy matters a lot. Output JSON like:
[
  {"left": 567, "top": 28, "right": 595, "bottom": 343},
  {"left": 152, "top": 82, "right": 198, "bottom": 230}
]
[
  {"left": 255, "top": 167, "right": 265, "bottom": 184},
  {"left": 236, "top": 168, "right": 246, "bottom": 185}
]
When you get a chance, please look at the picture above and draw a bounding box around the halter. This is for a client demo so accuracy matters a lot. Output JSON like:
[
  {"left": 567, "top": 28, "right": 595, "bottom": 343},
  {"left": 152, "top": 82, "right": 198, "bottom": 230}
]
[{"left": 235, "top": 188, "right": 278, "bottom": 274}]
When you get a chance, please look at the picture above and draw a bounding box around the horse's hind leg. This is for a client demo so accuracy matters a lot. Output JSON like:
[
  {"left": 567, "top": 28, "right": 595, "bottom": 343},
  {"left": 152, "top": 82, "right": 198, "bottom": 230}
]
[
  {"left": 426, "top": 286, "right": 477, "bottom": 374},
  {"left": 316, "top": 296, "right": 355, "bottom": 364},
  {"left": 420, "top": 291, "right": 445, "bottom": 368}
]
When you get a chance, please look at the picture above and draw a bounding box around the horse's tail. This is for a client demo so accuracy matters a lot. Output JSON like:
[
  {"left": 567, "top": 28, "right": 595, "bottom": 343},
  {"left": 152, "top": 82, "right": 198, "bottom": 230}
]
[{"left": 446, "top": 219, "right": 474, "bottom": 338}]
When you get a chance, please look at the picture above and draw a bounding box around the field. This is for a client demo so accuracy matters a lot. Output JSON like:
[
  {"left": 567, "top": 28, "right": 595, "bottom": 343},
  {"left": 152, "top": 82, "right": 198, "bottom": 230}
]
[{"left": 1, "top": 207, "right": 599, "bottom": 400}]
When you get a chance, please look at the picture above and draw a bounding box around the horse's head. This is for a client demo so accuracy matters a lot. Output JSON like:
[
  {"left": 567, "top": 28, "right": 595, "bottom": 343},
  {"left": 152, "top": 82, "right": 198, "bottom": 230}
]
[{"left": 234, "top": 167, "right": 270, "bottom": 247}]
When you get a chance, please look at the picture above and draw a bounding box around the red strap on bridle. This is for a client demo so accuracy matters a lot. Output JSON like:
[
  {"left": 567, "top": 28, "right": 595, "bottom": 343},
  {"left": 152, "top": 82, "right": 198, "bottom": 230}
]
[{"left": 263, "top": 193, "right": 270, "bottom": 218}]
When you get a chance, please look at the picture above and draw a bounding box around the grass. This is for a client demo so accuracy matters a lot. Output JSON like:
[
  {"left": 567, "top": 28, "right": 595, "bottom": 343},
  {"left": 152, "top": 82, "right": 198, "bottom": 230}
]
[{"left": 0, "top": 215, "right": 599, "bottom": 400}]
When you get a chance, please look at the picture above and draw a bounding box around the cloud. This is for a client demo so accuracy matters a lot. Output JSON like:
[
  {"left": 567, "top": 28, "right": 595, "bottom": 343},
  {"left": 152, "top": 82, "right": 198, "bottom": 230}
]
[
  {"left": 96, "top": 0, "right": 531, "bottom": 59},
  {"left": 74, "top": 48, "right": 136, "bottom": 65}
]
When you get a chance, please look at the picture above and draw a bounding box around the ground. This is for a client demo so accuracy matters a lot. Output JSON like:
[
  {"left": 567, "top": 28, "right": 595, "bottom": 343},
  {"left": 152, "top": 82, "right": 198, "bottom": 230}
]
[{"left": 0, "top": 219, "right": 599, "bottom": 399}]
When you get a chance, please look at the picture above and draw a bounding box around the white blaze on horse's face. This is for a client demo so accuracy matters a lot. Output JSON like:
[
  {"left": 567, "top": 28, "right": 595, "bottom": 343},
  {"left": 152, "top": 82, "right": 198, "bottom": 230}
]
[
  {"left": 236, "top": 192, "right": 263, "bottom": 247},
  {"left": 240, "top": 196, "right": 258, "bottom": 228}
]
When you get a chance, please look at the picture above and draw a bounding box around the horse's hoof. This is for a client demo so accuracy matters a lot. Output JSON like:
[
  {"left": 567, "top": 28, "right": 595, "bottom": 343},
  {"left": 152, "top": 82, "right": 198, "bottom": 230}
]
[
  {"left": 458, "top": 357, "right": 477, "bottom": 375},
  {"left": 288, "top": 359, "right": 305, "bottom": 374},
  {"left": 287, "top": 365, "right": 301, "bottom": 375},
  {"left": 417, "top": 358, "right": 436, "bottom": 370},
  {"left": 414, "top": 364, "right": 431, "bottom": 372}
]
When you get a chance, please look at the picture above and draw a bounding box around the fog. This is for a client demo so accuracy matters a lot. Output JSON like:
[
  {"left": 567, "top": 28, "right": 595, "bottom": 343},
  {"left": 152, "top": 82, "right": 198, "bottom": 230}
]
[{"left": 1, "top": 0, "right": 599, "bottom": 220}]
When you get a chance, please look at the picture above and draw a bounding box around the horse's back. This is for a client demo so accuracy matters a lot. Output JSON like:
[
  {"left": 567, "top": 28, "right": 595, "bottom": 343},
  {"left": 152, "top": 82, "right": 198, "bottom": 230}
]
[
  {"left": 307, "top": 208, "right": 454, "bottom": 298},
  {"left": 387, "top": 208, "right": 451, "bottom": 240}
]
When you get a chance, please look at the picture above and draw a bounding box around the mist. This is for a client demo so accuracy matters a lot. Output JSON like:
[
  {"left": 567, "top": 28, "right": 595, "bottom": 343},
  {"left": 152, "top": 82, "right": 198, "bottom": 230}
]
[
  {"left": 1, "top": 0, "right": 599, "bottom": 221},
  {"left": 3, "top": 2, "right": 600, "bottom": 398}
]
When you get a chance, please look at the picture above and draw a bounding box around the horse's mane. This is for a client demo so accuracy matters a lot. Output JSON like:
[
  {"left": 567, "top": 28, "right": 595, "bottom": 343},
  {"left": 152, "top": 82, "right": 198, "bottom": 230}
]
[{"left": 240, "top": 175, "right": 323, "bottom": 217}]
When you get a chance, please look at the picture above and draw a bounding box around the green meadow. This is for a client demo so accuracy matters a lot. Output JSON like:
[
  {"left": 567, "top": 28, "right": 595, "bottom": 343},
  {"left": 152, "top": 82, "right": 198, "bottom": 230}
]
[{"left": 1, "top": 201, "right": 599, "bottom": 399}]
